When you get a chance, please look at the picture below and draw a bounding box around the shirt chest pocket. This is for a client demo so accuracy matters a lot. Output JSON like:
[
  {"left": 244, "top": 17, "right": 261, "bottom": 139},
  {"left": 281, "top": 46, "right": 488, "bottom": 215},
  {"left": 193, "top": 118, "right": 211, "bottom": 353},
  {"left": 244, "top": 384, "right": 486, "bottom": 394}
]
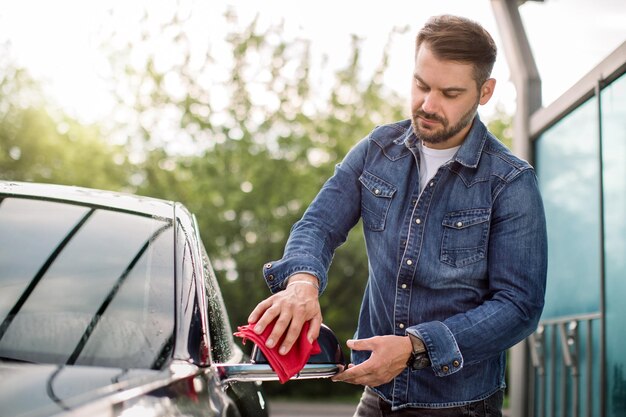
[
  {"left": 359, "top": 171, "right": 397, "bottom": 232},
  {"left": 440, "top": 208, "right": 491, "bottom": 268}
]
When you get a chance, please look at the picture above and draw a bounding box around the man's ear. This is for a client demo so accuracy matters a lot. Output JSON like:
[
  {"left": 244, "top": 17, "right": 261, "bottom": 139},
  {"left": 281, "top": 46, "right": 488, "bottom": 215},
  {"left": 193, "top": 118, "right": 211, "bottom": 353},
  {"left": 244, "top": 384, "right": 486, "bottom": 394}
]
[{"left": 479, "top": 78, "right": 496, "bottom": 105}]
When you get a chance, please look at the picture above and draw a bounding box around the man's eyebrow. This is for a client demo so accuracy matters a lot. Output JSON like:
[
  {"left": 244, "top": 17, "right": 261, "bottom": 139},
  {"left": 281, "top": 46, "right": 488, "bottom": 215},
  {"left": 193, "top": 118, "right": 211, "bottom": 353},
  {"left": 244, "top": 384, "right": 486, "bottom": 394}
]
[
  {"left": 413, "top": 74, "right": 467, "bottom": 93},
  {"left": 442, "top": 86, "right": 468, "bottom": 93},
  {"left": 413, "top": 74, "right": 427, "bottom": 85}
]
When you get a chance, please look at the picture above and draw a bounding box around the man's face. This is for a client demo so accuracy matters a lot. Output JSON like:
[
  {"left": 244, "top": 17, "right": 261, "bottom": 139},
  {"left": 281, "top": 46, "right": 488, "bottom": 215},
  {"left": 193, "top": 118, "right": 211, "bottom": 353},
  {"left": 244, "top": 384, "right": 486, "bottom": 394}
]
[{"left": 410, "top": 43, "right": 495, "bottom": 149}]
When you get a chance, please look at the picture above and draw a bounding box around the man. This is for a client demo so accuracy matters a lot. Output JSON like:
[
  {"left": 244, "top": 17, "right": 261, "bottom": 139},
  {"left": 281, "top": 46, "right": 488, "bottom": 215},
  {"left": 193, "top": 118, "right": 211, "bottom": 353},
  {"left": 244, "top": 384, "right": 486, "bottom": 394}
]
[{"left": 248, "top": 14, "right": 547, "bottom": 416}]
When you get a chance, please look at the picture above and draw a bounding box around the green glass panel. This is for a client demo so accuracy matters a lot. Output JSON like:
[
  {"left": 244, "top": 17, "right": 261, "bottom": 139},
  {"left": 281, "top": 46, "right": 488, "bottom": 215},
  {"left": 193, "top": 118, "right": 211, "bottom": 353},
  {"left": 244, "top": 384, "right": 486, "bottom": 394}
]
[
  {"left": 602, "top": 72, "right": 626, "bottom": 417},
  {"left": 535, "top": 97, "right": 601, "bottom": 319}
]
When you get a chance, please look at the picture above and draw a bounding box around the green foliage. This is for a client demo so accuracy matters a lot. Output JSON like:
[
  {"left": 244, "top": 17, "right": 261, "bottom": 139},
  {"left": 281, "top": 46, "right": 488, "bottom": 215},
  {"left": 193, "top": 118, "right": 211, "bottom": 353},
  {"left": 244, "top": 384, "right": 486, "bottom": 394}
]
[
  {"left": 486, "top": 103, "right": 513, "bottom": 149},
  {"left": 100, "top": 10, "right": 408, "bottom": 345},
  {"left": 0, "top": 45, "right": 130, "bottom": 190},
  {"left": 96, "top": 10, "right": 411, "bottom": 398}
]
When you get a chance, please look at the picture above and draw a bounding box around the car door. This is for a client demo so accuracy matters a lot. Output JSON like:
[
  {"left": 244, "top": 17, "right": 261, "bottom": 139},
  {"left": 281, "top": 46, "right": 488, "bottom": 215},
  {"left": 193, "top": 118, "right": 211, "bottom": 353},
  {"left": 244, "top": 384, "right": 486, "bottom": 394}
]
[{"left": 199, "top": 243, "right": 269, "bottom": 417}]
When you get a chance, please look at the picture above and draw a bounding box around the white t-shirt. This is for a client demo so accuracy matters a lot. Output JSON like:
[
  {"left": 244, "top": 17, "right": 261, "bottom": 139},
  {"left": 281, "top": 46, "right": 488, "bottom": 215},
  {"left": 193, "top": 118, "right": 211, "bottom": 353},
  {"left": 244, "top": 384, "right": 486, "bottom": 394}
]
[{"left": 418, "top": 142, "right": 460, "bottom": 193}]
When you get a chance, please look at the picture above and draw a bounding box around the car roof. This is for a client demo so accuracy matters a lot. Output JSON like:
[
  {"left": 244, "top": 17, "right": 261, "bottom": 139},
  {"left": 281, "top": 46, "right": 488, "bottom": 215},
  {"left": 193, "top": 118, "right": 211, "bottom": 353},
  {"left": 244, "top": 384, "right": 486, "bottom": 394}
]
[{"left": 0, "top": 181, "right": 174, "bottom": 219}]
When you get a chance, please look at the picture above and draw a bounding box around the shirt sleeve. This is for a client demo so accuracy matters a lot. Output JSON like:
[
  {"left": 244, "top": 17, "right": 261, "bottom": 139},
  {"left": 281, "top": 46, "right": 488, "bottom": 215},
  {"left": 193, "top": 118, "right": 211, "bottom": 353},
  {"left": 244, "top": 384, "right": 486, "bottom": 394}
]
[
  {"left": 408, "top": 169, "right": 547, "bottom": 377},
  {"left": 262, "top": 136, "right": 370, "bottom": 294},
  {"left": 406, "top": 322, "right": 463, "bottom": 377}
]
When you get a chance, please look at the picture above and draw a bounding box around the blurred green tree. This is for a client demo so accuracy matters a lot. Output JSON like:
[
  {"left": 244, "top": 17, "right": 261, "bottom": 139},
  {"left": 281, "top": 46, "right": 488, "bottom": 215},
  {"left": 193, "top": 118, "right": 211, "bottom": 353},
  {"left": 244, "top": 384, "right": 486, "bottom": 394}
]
[
  {"left": 99, "top": 8, "right": 410, "bottom": 399},
  {"left": 0, "top": 44, "right": 130, "bottom": 190},
  {"left": 487, "top": 103, "right": 513, "bottom": 149},
  {"left": 101, "top": 7, "right": 404, "bottom": 335}
]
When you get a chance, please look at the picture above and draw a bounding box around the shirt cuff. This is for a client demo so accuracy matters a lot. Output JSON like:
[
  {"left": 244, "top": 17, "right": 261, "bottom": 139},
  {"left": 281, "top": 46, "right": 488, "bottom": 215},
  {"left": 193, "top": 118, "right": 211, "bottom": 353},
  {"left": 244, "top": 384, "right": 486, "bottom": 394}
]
[
  {"left": 262, "top": 255, "right": 327, "bottom": 295},
  {"left": 407, "top": 321, "right": 463, "bottom": 377}
]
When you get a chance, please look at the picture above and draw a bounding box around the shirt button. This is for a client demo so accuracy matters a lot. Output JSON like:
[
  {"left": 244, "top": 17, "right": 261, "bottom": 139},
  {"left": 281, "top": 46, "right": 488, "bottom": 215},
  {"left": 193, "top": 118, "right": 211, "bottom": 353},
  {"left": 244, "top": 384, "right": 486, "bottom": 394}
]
[
  {"left": 398, "top": 323, "right": 405, "bottom": 329},
  {"left": 401, "top": 283, "right": 407, "bottom": 289},
  {"left": 453, "top": 360, "right": 460, "bottom": 367},
  {"left": 429, "top": 182, "right": 434, "bottom": 187},
  {"left": 374, "top": 188, "right": 381, "bottom": 195},
  {"left": 406, "top": 259, "right": 413, "bottom": 266},
  {"left": 264, "top": 263, "right": 272, "bottom": 269},
  {"left": 268, "top": 274, "right": 275, "bottom": 281},
  {"left": 456, "top": 222, "right": 463, "bottom": 228},
  {"left": 415, "top": 218, "right": 421, "bottom": 225},
  {"left": 442, "top": 365, "right": 450, "bottom": 373},
  {"left": 412, "top": 199, "right": 417, "bottom": 206}
]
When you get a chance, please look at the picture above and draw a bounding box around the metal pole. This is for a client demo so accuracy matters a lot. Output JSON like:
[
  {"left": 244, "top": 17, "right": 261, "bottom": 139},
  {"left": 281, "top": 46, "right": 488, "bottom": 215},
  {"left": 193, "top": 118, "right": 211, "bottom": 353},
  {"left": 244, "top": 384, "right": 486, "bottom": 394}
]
[
  {"left": 586, "top": 319, "right": 592, "bottom": 417},
  {"left": 550, "top": 325, "right": 556, "bottom": 417},
  {"left": 558, "top": 323, "right": 567, "bottom": 417},
  {"left": 489, "top": 3, "right": 543, "bottom": 414},
  {"left": 490, "top": 0, "right": 542, "bottom": 162},
  {"left": 595, "top": 81, "right": 607, "bottom": 417}
]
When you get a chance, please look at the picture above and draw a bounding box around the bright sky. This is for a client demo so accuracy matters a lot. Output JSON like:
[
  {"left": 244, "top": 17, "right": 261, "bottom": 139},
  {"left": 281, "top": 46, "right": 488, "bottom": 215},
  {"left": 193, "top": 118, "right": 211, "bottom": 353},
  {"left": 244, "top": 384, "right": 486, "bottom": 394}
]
[{"left": 1, "top": 0, "right": 625, "bottom": 124}]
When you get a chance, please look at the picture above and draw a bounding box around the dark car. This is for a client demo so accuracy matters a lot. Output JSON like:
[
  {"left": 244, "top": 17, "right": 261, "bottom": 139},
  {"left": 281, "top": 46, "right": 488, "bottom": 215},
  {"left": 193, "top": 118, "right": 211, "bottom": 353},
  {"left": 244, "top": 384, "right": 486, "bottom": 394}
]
[{"left": 0, "top": 181, "right": 343, "bottom": 417}]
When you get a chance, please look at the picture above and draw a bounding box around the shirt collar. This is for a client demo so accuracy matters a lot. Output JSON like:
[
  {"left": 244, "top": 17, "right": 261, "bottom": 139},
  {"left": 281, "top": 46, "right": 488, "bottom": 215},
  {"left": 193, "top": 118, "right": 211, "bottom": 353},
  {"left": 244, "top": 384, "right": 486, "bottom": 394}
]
[{"left": 403, "top": 114, "right": 487, "bottom": 169}]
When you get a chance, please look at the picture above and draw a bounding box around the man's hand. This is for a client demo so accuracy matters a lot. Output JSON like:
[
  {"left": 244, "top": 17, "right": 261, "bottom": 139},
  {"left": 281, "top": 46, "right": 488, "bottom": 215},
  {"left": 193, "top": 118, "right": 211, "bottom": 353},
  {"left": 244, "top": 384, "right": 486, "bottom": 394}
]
[
  {"left": 247, "top": 273, "right": 322, "bottom": 355},
  {"left": 331, "top": 335, "right": 413, "bottom": 386}
]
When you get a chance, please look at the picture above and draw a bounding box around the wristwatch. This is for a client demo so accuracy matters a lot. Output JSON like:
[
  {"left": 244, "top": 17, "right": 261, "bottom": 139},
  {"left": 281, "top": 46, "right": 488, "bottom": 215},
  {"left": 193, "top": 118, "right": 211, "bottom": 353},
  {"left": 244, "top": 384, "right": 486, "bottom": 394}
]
[{"left": 406, "top": 333, "right": 431, "bottom": 370}]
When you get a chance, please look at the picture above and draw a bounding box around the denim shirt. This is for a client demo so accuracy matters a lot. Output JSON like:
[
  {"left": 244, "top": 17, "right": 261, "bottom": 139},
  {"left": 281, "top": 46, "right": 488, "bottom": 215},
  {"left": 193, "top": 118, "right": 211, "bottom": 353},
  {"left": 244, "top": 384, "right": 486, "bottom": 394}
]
[{"left": 262, "top": 116, "right": 547, "bottom": 409}]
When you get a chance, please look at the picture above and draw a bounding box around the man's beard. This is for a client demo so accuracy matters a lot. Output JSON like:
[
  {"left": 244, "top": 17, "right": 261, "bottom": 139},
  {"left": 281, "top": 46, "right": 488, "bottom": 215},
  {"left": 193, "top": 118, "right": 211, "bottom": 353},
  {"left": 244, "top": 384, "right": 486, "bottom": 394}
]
[{"left": 411, "top": 100, "right": 479, "bottom": 145}]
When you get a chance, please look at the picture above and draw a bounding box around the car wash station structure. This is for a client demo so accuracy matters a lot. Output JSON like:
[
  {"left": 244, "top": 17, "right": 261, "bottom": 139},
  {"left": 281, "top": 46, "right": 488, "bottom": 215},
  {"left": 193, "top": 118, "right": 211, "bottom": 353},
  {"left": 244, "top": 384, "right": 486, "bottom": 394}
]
[{"left": 491, "top": 1, "right": 626, "bottom": 417}]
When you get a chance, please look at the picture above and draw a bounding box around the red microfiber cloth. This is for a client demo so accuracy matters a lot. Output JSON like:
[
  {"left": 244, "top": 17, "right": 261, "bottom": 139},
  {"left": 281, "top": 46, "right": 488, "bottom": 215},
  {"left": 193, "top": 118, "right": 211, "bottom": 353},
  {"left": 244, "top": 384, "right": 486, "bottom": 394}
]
[{"left": 234, "top": 320, "right": 321, "bottom": 384}]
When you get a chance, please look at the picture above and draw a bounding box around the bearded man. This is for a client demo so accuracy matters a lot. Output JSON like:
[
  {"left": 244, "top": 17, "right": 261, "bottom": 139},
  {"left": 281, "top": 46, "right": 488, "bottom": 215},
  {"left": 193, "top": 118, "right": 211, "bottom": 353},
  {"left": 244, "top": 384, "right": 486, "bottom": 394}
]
[{"left": 248, "top": 14, "right": 548, "bottom": 416}]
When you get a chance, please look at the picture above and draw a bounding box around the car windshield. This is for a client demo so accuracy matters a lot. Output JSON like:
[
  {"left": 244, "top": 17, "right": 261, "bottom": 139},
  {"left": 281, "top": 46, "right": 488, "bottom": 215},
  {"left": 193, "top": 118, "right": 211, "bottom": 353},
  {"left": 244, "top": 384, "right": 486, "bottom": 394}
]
[{"left": 0, "top": 197, "right": 175, "bottom": 369}]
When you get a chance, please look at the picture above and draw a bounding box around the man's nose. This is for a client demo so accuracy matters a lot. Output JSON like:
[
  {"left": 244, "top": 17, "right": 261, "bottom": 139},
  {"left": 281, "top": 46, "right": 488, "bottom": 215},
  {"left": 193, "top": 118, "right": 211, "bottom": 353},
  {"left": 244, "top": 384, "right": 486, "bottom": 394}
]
[{"left": 421, "top": 93, "right": 439, "bottom": 115}]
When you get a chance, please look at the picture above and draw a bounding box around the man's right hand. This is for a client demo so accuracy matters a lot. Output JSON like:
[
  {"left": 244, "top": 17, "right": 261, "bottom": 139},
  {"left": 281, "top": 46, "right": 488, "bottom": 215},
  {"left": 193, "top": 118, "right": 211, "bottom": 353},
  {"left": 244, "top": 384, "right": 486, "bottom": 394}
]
[{"left": 247, "top": 273, "right": 322, "bottom": 355}]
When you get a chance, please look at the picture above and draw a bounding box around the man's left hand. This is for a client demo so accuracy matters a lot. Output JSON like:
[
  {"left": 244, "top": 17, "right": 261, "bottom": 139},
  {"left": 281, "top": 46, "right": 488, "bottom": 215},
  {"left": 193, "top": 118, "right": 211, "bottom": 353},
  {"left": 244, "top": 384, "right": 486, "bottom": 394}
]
[{"left": 331, "top": 335, "right": 413, "bottom": 386}]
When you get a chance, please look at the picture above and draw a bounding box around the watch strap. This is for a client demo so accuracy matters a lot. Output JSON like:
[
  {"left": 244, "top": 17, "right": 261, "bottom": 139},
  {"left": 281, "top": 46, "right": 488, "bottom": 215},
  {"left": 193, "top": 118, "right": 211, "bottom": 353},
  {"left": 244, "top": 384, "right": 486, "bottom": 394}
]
[
  {"left": 407, "top": 333, "right": 426, "bottom": 354},
  {"left": 406, "top": 333, "right": 430, "bottom": 370}
]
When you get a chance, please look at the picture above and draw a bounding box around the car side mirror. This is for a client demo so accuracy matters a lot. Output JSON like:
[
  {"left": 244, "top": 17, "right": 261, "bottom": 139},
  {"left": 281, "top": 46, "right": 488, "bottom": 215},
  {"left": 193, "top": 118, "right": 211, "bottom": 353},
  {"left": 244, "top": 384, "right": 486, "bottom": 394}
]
[{"left": 215, "top": 324, "right": 345, "bottom": 383}]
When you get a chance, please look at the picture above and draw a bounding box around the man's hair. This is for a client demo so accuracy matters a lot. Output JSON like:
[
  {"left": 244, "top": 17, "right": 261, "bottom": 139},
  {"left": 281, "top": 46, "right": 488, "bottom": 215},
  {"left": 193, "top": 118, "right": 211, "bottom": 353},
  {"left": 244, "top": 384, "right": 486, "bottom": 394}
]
[{"left": 416, "top": 15, "right": 497, "bottom": 87}]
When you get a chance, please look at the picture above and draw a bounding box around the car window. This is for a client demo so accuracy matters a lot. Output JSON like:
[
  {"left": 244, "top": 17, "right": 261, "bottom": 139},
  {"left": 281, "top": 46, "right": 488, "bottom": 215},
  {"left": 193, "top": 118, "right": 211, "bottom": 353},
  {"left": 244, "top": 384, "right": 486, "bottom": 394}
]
[
  {"left": 201, "top": 247, "right": 234, "bottom": 363},
  {"left": 0, "top": 197, "right": 175, "bottom": 369}
]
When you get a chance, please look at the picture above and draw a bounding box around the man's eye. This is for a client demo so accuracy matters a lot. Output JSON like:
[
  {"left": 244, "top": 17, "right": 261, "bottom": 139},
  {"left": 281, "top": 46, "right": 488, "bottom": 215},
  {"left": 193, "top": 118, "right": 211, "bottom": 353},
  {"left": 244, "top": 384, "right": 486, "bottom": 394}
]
[{"left": 444, "top": 92, "right": 460, "bottom": 99}]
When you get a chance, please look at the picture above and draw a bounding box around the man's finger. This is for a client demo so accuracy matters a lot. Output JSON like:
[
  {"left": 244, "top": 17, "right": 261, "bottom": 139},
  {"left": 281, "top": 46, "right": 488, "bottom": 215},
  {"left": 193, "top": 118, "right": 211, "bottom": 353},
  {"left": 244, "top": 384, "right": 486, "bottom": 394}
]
[
  {"left": 265, "top": 312, "right": 292, "bottom": 349},
  {"left": 248, "top": 298, "right": 273, "bottom": 325},
  {"left": 332, "top": 362, "right": 369, "bottom": 383},
  {"left": 278, "top": 315, "right": 306, "bottom": 355},
  {"left": 307, "top": 315, "right": 322, "bottom": 344},
  {"left": 253, "top": 303, "right": 283, "bottom": 335},
  {"left": 346, "top": 338, "right": 374, "bottom": 352}
]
